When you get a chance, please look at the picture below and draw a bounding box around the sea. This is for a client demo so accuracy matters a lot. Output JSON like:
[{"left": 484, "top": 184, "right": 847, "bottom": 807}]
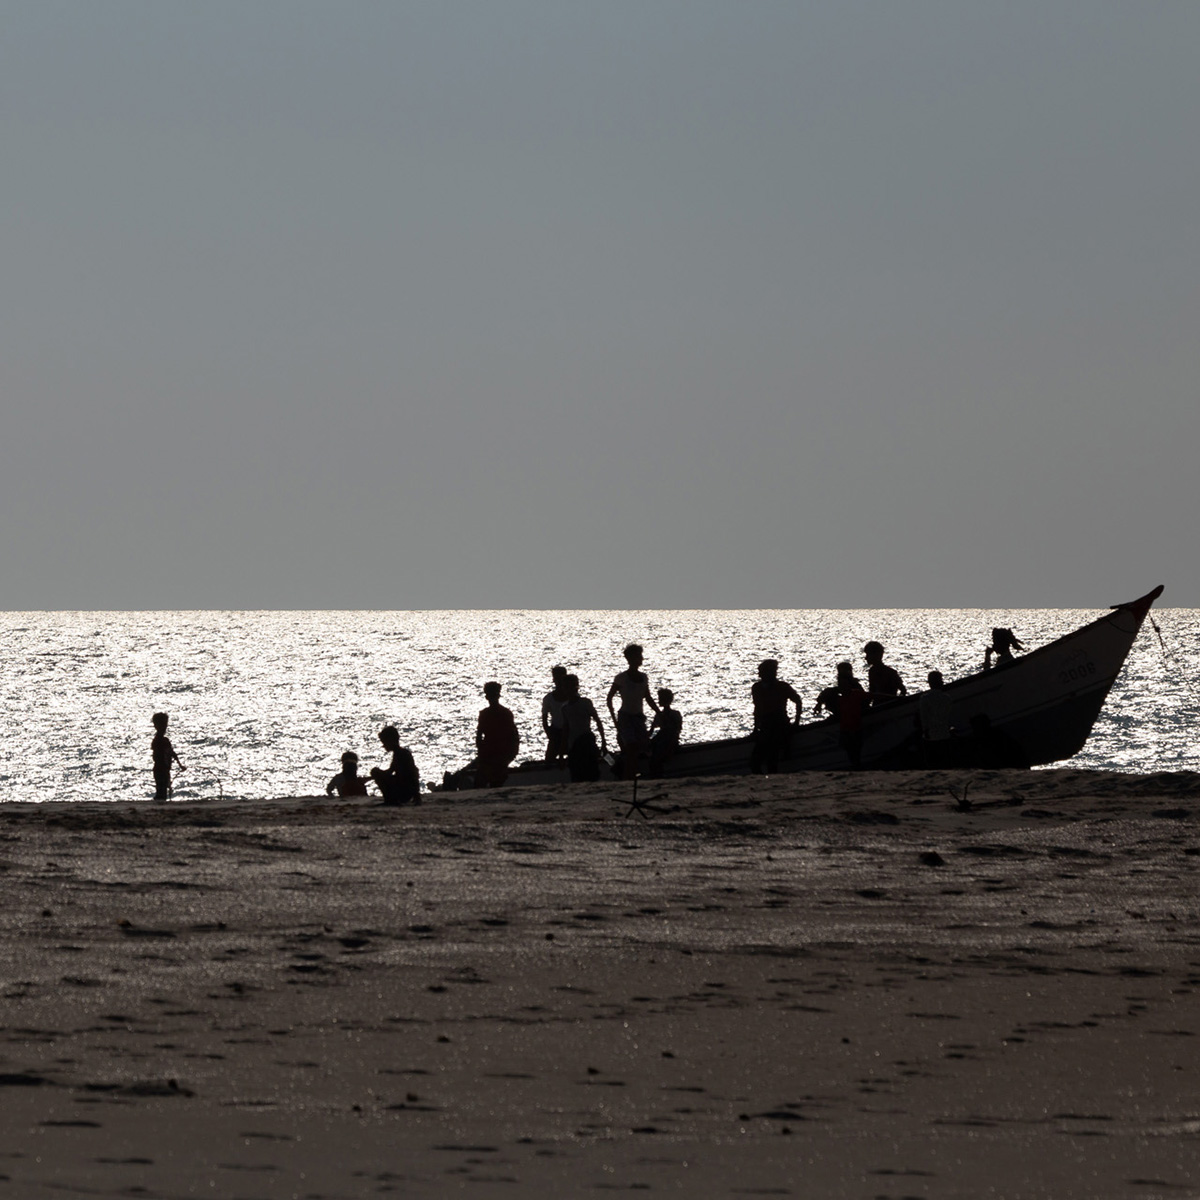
[{"left": 1, "top": 608, "right": 1196, "bottom": 804}]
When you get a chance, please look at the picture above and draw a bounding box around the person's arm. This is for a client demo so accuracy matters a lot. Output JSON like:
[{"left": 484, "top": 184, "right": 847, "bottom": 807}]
[
  {"left": 606, "top": 676, "right": 620, "bottom": 723},
  {"left": 476, "top": 712, "right": 485, "bottom": 755},
  {"left": 785, "top": 684, "right": 804, "bottom": 724},
  {"left": 641, "top": 675, "right": 660, "bottom": 715},
  {"left": 541, "top": 696, "right": 553, "bottom": 738},
  {"left": 326, "top": 775, "right": 338, "bottom": 797},
  {"left": 589, "top": 702, "right": 608, "bottom": 754}
]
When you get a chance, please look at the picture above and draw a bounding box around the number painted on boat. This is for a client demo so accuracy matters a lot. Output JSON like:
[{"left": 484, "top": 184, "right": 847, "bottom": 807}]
[{"left": 1058, "top": 660, "right": 1097, "bottom": 685}]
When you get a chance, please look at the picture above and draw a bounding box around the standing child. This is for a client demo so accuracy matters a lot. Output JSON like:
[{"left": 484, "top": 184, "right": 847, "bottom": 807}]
[{"left": 151, "top": 712, "right": 183, "bottom": 802}]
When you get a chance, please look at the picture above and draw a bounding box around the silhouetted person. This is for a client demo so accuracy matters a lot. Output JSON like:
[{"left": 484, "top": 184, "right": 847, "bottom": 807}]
[
  {"left": 371, "top": 725, "right": 420, "bottom": 805},
  {"left": 917, "top": 671, "right": 956, "bottom": 767},
  {"left": 864, "top": 641, "right": 907, "bottom": 704},
  {"left": 541, "top": 665, "right": 569, "bottom": 764},
  {"left": 750, "top": 659, "right": 803, "bottom": 774},
  {"left": 967, "top": 713, "right": 1030, "bottom": 769},
  {"left": 326, "top": 750, "right": 368, "bottom": 798},
  {"left": 475, "top": 681, "right": 520, "bottom": 788},
  {"left": 562, "top": 674, "right": 607, "bottom": 783},
  {"left": 647, "top": 687, "right": 682, "bottom": 778},
  {"left": 607, "top": 644, "right": 659, "bottom": 779},
  {"left": 151, "top": 712, "right": 183, "bottom": 802},
  {"left": 823, "top": 662, "right": 868, "bottom": 769},
  {"left": 984, "top": 627, "right": 1025, "bottom": 672}
]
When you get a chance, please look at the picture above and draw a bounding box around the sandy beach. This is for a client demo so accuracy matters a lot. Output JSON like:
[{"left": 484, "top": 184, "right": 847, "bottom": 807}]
[{"left": 1, "top": 768, "right": 1198, "bottom": 1198}]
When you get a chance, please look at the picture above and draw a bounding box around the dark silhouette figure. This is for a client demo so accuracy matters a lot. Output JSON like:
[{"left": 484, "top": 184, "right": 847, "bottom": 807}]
[
  {"left": 816, "top": 662, "right": 868, "bottom": 768},
  {"left": 967, "top": 713, "right": 1030, "bottom": 768},
  {"left": 750, "top": 659, "right": 803, "bottom": 774},
  {"left": 917, "top": 670, "right": 956, "bottom": 767},
  {"left": 151, "top": 712, "right": 183, "bottom": 802},
  {"left": 475, "top": 681, "right": 520, "bottom": 788},
  {"left": 984, "top": 627, "right": 1026, "bottom": 671},
  {"left": 864, "top": 641, "right": 907, "bottom": 704},
  {"left": 607, "top": 644, "right": 659, "bottom": 779},
  {"left": 647, "top": 687, "right": 682, "bottom": 779},
  {"left": 326, "top": 750, "right": 368, "bottom": 798},
  {"left": 562, "top": 674, "right": 607, "bottom": 783},
  {"left": 371, "top": 725, "right": 421, "bottom": 805},
  {"left": 541, "top": 665, "right": 569, "bottom": 764}
]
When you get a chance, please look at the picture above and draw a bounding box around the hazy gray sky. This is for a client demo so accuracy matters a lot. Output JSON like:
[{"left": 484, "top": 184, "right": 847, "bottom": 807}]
[{"left": 2, "top": 2, "right": 1196, "bottom": 608}]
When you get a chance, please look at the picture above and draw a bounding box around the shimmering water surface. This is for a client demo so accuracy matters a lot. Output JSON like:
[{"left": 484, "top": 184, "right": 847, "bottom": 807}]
[{"left": 1, "top": 607, "right": 1195, "bottom": 803}]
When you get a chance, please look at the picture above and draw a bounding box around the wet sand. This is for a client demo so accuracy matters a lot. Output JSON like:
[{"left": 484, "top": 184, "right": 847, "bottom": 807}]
[{"left": 1, "top": 768, "right": 1198, "bottom": 1198}]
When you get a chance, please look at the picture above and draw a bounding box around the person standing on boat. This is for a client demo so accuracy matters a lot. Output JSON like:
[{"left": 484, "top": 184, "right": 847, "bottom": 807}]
[
  {"left": 863, "top": 641, "right": 907, "bottom": 705},
  {"left": 562, "top": 674, "right": 607, "bottom": 783},
  {"left": 607, "top": 644, "right": 659, "bottom": 779},
  {"left": 984, "top": 627, "right": 1025, "bottom": 671},
  {"left": 475, "top": 681, "right": 521, "bottom": 788},
  {"left": 541, "top": 665, "right": 569, "bottom": 764},
  {"left": 916, "top": 670, "right": 956, "bottom": 767},
  {"left": 750, "top": 659, "right": 803, "bottom": 774}
]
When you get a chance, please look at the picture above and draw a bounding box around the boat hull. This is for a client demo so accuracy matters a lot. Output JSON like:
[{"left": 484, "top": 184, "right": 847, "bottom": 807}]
[{"left": 439, "top": 586, "right": 1162, "bottom": 789}]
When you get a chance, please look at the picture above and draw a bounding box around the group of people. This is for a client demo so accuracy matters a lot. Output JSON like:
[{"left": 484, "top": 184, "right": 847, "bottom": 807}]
[
  {"left": 153, "top": 626, "right": 1028, "bottom": 801},
  {"left": 539, "top": 645, "right": 683, "bottom": 784}
]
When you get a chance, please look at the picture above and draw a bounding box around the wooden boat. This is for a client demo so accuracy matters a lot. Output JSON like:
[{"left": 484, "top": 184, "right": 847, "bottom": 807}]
[{"left": 439, "top": 585, "right": 1164, "bottom": 788}]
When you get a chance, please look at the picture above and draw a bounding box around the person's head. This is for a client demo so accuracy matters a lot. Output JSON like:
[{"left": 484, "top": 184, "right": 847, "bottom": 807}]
[
  {"left": 551, "top": 664, "right": 567, "bottom": 684},
  {"left": 378, "top": 725, "right": 400, "bottom": 750},
  {"left": 836, "top": 661, "right": 855, "bottom": 681},
  {"left": 657, "top": 687, "right": 674, "bottom": 708},
  {"left": 863, "top": 641, "right": 884, "bottom": 665},
  {"left": 927, "top": 670, "right": 945, "bottom": 691},
  {"left": 341, "top": 750, "right": 360, "bottom": 772},
  {"left": 152, "top": 712, "right": 168, "bottom": 732},
  {"left": 758, "top": 659, "right": 779, "bottom": 680},
  {"left": 483, "top": 681, "right": 502, "bottom": 702},
  {"left": 564, "top": 673, "right": 580, "bottom": 698},
  {"left": 623, "top": 644, "right": 643, "bottom": 668}
]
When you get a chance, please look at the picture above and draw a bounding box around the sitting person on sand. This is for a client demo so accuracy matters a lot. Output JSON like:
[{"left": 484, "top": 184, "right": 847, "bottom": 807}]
[
  {"left": 475, "top": 681, "right": 521, "bottom": 788},
  {"left": 562, "top": 674, "right": 607, "bottom": 783},
  {"left": 371, "top": 725, "right": 421, "bottom": 806},
  {"left": 647, "top": 688, "right": 682, "bottom": 778},
  {"left": 326, "top": 750, "right": 369, "bottom": 798}
]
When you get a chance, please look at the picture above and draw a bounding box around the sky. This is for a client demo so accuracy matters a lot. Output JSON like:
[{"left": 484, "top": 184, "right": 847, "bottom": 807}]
[{"left": 2, "top": 1, "right": 1197, "bottom": 610}]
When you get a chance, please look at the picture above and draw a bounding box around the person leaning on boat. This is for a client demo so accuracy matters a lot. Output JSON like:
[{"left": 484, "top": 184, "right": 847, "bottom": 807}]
[
  {"left": 916, "top": 671, "right": 956, "bottom": 767},
  {"left": 750, "top": 659, "right": 803, "bottom": 774},
  {"left": 814, "top": 662, "right": 868, "bottom": 769},
  {"left": 863, "top": 641, "right": 907, "bottom": 705},
  {"left": 562, "top": 674, "right": 608, "bottom": 783}
]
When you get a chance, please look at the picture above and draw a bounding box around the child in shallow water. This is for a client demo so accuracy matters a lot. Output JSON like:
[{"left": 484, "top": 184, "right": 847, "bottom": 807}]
[{"left": 151, "top": 712, "right": 183, "bottom": 802}]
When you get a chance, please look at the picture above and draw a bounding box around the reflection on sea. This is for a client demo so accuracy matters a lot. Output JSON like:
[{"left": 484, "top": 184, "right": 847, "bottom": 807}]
[{"left": 0, "top": 607, "right": 1195, "bottom": 803}]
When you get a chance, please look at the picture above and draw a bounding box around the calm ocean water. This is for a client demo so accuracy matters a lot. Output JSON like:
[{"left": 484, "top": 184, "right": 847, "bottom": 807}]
[{"left": 1, "top": 607, "right": 1195, "bottom": 803}]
